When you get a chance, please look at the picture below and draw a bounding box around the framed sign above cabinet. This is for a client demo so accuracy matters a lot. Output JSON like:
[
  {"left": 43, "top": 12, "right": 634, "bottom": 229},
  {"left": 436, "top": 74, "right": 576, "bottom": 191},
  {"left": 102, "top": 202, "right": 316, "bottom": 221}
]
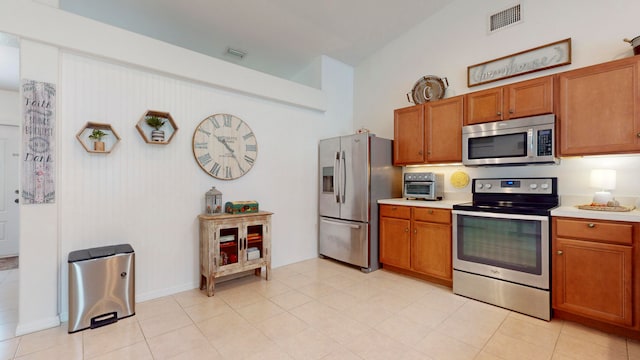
[{"left": 467, "top": 38, "right": 571, "bottom": 87}]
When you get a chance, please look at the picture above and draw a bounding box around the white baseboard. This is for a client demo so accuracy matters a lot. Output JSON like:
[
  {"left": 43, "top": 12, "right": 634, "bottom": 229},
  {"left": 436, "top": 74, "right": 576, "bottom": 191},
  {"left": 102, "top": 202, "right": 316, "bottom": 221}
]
[
  {"left": 135, "top": 281, "right": 198, "bottom": 303},
  {"left": 15, "top": 315, "right": 61, "bottom": 336}
]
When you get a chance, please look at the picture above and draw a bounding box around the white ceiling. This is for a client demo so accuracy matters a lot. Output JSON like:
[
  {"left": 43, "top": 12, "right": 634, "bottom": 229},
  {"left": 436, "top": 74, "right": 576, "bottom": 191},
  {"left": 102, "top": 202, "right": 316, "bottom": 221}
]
[
  {"left": 57, "top": 0, "right": 453, "bottom": 82},
  {"left": 0, "top": 1, "right": 454, "bottom": 91}
]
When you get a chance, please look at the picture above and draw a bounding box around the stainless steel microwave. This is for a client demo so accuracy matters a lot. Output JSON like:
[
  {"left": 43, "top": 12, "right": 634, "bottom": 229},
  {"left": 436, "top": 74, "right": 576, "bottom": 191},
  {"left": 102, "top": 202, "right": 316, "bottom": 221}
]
[{"left": 462, "top": 114, "right": 557, "bottom": 166}]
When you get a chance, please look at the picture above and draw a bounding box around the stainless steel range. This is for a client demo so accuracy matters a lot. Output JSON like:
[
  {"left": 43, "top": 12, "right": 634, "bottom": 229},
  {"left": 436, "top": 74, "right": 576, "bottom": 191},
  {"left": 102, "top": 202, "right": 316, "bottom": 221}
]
[{"left": 452, "top": 177, "right": 558, "bottom": 320}]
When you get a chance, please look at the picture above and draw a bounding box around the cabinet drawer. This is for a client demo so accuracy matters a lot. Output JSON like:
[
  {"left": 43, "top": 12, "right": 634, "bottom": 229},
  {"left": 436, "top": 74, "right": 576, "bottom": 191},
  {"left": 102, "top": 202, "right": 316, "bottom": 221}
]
[
  {"left": 413, "top": 207, "right": 451, "bottom": 224},
  {"left": 555, "top": 218, "right": 633, "bottom": 245},
  {"left": 380, "top": 205, "right": 411, "bottom": 219}
]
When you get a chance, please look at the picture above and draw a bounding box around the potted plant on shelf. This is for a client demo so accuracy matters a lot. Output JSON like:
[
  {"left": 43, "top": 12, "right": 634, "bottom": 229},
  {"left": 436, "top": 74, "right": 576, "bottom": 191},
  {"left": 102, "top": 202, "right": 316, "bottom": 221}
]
[
  {"left": 146, "top": 116, "right": 166, "bottom": 142},
  {"left": 88, "top": 129, "right": 108, "bottom": 151}
]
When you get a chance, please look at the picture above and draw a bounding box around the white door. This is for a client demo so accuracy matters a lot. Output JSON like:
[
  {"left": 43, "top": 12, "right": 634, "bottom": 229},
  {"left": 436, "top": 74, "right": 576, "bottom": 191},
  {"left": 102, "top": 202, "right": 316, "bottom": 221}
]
[{"left": 0, "top": 125, "right": 19, "bottom": 257}]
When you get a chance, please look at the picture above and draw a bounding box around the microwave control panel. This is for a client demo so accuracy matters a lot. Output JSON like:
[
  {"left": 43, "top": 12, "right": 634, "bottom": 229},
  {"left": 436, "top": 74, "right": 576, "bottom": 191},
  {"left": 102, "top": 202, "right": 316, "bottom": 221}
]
[{"left": 537, "top": 129, "right": 553, "bottom": 156}]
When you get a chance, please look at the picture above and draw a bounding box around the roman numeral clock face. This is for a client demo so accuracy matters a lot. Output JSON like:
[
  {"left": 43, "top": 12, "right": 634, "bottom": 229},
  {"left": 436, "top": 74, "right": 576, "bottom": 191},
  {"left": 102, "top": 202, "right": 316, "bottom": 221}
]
[{"left": 192, "top": 114, "right": 258, "bottom": 180}]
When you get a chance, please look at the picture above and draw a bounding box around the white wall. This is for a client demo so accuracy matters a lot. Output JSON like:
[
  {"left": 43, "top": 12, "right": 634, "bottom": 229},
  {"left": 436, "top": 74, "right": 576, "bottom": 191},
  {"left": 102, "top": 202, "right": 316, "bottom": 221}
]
[
  {"left": 17, "top": 39, "right": 61, "bottom": 335},
  {"left": 0, "top": 90, "right": 19, "bottom": 126},
  {"left": 1, "top": 0, "right": 353, "bottom": 335},
  {"left": 354, "top": 0, "right": 640, "bottom": 203}
]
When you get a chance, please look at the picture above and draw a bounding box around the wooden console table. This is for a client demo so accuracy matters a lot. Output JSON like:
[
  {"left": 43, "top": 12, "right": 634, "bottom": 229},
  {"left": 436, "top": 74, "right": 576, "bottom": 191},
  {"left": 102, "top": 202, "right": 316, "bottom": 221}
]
[{"left": 198, "top": 211, "right": 272, "bottom": 296}]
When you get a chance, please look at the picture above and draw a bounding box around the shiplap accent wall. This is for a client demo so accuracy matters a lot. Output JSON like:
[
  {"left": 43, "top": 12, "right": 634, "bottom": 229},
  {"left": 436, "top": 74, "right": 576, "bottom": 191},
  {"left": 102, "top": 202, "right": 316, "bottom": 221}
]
[{"left": 58, "top": 52, "right": 327, "bottom": 317}]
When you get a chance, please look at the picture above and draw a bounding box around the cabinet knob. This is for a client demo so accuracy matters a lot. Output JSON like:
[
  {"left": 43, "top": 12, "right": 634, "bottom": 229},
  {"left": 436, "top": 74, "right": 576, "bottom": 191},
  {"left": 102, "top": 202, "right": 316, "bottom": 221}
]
[
  {"left": 557, "top": 250, "right": 563, "bottom": 255},
  {"left": 497, "top": 111, "right": 502, "bottom": 116},
  {"left": 637, "top": 133, "right": 640, "bottom": 138},
  {"left": 405, "top": 228, "right": 409, "bottom": 232},
  {"left": 418, "top": 150, "right": 423, "bottom": 155},
  {"left": 588, "top": 223, "right": 596, "bottom": 228},
  {"left": 509, "top": 109, "right": 514, "bottom": 114},
  {"left": 414, "top": 229, "right": 417, "bottom": 234},
  {"left": 428, "top": 210, "right": 434, "bottom": 214}
]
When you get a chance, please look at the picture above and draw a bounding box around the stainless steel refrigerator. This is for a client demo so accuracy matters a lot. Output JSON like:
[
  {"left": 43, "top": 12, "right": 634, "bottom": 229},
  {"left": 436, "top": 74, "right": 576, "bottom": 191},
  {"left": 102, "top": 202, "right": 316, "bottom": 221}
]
[{"left": 318, "top": 133, "right": 401, "bottom": 272}]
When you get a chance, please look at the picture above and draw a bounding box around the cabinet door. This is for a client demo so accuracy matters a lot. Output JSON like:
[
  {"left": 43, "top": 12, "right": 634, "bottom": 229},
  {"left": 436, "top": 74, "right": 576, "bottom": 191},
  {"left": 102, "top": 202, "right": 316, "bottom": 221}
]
[
  {"left": 393, "top": 104, "right": 425, "bottom": 165},
  {"left": 426, "top": 96, "right": 463, "bottom": 163},
  {"left": 411, "top": 221, "right": 452, "bottom": 281},
  {"left": 558, "top": 57, "right": 640, "bottom": 155},
  {"left": 553, "top": 238, "right": 633, "bottom": 326},
  {"left": 244, "top": 220, "right": 267, "bottom": 264},
  {"left": 464, "top": 87, "right": 503, "bottom": 125},
  {"left": 215, "top": 224, "right": 242, "bottom": 272},
  {"left": 505, "top": 76, "right": 553, "bottom": 119},
  {"left": 379, "top": 216, "right": 411, "bottom": 269}
]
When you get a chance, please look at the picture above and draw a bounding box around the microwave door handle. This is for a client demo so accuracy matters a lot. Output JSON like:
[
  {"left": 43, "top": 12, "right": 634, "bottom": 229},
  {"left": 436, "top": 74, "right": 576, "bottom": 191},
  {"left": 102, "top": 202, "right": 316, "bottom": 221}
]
[
  {"left": 341, "top": 150, "right": 346, "bottom": 203},
  {"left": 527, "top": 128, "right": 534, "bottom": 158}
]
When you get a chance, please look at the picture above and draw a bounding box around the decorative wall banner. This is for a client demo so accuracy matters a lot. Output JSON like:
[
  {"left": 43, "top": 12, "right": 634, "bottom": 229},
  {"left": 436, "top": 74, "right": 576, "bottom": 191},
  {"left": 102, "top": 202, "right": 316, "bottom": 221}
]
[
  {"left": 467, "top": 38, "right": 572, "bottom": 87},
  {"left": 22, "top": 80, "right": 56, "bottom": 204}
]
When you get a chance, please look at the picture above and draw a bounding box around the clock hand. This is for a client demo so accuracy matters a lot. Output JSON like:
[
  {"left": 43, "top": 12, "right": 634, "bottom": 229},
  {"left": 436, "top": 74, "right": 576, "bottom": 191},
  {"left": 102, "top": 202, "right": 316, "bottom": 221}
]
[
  {"left": 217, "top": 137, "right": 245, "bottom": 173},
  {"left": 216, "top": 137, "right": 235, "bottom": 154}
]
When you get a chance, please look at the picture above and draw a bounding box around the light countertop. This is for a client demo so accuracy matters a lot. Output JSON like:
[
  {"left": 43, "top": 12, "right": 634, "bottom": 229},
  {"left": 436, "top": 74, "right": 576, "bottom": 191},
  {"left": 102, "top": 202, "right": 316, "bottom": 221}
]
[
  {"left": 551, "top": 206, "right": 640, "bottom": 222},
  {"left": 378, "top": 198, "right": 463, "bottom": 209},
  {"left": 379, "top": 198, "right": 640, "bottom": 222}
]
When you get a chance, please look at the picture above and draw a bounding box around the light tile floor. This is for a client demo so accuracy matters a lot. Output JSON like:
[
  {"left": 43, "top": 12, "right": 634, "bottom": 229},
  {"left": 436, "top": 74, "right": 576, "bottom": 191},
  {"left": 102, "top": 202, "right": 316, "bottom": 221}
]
[{"left": 1, "top": 258, "right": 640, "bottom": 359}]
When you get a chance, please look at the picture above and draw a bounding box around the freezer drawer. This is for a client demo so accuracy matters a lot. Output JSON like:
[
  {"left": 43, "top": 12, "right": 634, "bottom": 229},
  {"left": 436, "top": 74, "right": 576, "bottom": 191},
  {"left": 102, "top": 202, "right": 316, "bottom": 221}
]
[
  {"left": 319, "top": 217, "right": 369, "bottom": 269},
  {"left": 68, "top": 244, "right": 135, "bottom": 333}
]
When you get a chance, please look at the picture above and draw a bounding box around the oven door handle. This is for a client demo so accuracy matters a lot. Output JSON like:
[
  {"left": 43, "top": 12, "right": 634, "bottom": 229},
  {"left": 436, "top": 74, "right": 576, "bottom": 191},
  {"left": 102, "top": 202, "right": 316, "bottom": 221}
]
[
  {"left": 527, "top": 128, "right": 534, "bottom": 158},
  {"left": 452, "top": 209, "right": 549, "bottom": 222}
]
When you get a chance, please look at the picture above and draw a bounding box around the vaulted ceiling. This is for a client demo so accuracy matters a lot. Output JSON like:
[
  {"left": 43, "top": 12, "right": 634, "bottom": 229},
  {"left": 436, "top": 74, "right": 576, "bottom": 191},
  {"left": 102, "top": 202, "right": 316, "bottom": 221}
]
[
  {"left": 58, "top": 0, "right": 453, "bottom": 82},
  {"left": 1, "top": 1, "right": 454, "bottom": 91}
]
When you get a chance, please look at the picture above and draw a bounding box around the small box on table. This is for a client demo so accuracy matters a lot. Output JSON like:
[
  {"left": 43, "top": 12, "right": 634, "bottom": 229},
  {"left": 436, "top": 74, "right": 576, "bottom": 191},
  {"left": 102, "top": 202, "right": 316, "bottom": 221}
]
[{"left": 225, "top": 201, "right": 259, "bottom": 214}]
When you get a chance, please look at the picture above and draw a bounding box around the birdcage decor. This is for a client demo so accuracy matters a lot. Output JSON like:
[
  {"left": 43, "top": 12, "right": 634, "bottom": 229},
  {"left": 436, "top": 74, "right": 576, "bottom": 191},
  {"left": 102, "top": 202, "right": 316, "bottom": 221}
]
[{"left": 205, "top": 187, "right": 223, "bottom": 214}]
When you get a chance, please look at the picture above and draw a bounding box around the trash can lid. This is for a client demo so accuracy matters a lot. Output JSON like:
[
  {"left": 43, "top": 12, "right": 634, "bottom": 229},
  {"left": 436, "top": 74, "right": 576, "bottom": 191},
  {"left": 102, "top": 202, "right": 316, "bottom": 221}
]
[{"left": 68, "top": 244, "right": 134, "bottom": 263}]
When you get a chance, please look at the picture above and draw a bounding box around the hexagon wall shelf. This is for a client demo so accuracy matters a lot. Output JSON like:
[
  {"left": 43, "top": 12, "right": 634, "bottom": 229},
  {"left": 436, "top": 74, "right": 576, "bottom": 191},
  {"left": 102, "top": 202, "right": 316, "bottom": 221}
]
[
  {"left": 76, "top": 122, "right": 121, "bottom": 154},
  {"left": 136, "top": 110, "right": 178, "bottom": 145}
]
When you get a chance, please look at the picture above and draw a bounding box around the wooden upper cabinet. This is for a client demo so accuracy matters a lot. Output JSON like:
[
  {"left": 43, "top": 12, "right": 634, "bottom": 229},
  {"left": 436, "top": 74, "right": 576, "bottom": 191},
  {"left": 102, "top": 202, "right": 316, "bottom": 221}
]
[
  {"left": 506, "top": 76, "right": 554, "bottom": 119},
  {"left": 394, "top": 96, "right": 463, "bottom": 165},
  {"left": 426, "top": 95, "right": 463, "bottom": 163},
  {"left": 557, "top": 56, "right": 640, "bottom": 156},
  {"left": 464, "top": 87, "right": 503, "bottom": 124},
  {"left": 394, "top": 104, "right": 425, "bottom": 165},
  {"left": 464, "top": 76, "right": 553, "bottom": 125}
]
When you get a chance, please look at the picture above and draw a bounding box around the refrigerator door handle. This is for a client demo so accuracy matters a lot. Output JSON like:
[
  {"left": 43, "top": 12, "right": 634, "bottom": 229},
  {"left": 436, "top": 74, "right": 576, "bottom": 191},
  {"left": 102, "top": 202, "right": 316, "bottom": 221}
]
[
  {"left": 340, "top": 150, "right": 346, "bottom": 203},
  {"left": 320, "top": 218, "right": 361, "bottom": 229},
  {"left": 334, "top": 151, "right": 340, "bottom": 203}
]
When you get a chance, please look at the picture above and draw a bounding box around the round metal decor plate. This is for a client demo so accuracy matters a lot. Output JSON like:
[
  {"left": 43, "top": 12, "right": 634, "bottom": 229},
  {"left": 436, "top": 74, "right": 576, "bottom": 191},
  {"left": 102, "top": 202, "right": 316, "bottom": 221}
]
[
  {"left": 410, "top": 75, "right": 447, "bottom": 104},
  {"left": 450, "top": 171, "right": 470, "bottom": 189}
]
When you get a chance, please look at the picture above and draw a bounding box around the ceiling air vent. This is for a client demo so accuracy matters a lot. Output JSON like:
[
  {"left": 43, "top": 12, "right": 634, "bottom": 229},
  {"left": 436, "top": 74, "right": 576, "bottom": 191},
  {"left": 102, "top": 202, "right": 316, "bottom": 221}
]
[{"left": 489, "top": 4, "right": 521, "bottom": 32}]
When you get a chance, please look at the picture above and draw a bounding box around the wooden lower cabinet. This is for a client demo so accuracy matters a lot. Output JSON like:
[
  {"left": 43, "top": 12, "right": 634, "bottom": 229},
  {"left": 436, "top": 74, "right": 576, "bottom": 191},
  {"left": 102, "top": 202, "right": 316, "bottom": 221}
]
[
  {"left": 199, "top": 211, "right": 272, "bottom": 296},
  {"left": 380, "top": 204, "right": 452, "bottom": 286},
  {"left": 552, "top": 217, "right": 640, "bottom": 337},
  {"left": 379, "top": 215, "right": 411, "bottom": 268}
]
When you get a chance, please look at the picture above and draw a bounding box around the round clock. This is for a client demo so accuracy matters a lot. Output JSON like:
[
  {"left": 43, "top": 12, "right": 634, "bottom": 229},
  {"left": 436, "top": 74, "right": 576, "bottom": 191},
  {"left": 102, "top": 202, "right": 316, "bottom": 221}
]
[{"left": 192, "top": 113, "right": 258, "bottom": 180}]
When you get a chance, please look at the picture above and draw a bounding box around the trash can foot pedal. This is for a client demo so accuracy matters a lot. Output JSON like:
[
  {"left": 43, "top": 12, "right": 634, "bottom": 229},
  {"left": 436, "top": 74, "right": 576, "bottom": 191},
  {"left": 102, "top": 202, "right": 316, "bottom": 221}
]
[{"left": 90, "top": 312, "right": 118, "bottom": 329}]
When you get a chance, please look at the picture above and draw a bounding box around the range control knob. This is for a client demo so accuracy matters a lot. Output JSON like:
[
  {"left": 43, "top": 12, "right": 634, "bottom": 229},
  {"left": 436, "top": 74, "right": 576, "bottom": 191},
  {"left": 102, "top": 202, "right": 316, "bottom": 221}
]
[
  {"left": 485, "top": 183, "right": 492, "bottom": 189},
  {"left": 477, "top": 183, "right": 484, "bottom": 189},
  {"left": 541, "top": 183, "right": 549, "bottom": 190},
  {"left": 530, "top": 183, "right": 538, "bottom": 190}
]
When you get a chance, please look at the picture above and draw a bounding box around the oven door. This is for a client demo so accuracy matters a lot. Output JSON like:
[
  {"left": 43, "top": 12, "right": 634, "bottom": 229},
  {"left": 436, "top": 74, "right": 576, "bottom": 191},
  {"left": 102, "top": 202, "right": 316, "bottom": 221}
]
[
  {"left": 452, "top": 210, "right": 549, "bottom": 290},
  {"left": 403, "top": 181, "right": 434, "bottom": 199}
]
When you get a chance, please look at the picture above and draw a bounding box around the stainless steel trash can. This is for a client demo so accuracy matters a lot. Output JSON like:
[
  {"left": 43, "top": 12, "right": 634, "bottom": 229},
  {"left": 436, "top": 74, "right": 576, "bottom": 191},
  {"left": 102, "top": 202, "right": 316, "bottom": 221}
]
[{"left": 68, "top": 244, "right": 135, "bottom": 333}]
